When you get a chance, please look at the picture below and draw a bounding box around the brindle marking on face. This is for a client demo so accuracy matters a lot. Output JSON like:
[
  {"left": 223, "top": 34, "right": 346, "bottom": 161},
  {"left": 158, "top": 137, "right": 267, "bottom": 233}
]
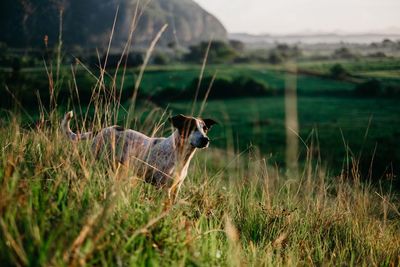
[
  {"left": 169, "top": 115, "right": 218, "bottom": 149},
  {"left": 170, "top": 115, "right": 216, "bottom": 135}
]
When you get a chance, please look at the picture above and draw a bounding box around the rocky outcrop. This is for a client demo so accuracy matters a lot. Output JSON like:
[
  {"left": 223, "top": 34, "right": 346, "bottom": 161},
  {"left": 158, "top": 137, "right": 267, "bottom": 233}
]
[{"left": 0, "top": 0, "right": 227, "bottom": 49}]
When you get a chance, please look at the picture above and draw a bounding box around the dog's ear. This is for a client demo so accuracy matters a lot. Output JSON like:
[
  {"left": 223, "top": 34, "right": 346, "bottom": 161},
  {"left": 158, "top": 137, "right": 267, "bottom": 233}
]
[
  {"left": 169, "top": 114, "right": 187, "bottom": 129},
  {"left": 203, "top": 118, "right": 218, "bottom": 130},
  {"left": 169, "top": 114, "right": 196, "bottom": 132}
]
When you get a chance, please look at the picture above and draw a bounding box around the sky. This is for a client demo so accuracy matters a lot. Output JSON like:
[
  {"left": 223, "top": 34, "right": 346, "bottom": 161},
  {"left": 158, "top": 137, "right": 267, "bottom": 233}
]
[{"left": 193, "top": 0, "right": 400, "bottom": 35}]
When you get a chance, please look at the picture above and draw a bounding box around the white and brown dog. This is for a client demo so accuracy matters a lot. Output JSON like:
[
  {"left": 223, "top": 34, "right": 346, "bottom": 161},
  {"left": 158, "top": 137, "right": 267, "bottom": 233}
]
[{"left": 61, "top": 111, "right": 217, "bottom": 199}]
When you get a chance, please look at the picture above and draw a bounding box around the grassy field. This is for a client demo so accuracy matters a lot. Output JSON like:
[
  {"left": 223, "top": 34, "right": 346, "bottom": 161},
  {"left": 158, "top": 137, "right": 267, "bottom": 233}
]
[
  {"left": 1, "top": 57, "right": 400, "bottom": 265},
  {"left": 168, "top": 96, "right": 400, "bottom": 181},
  {"left": 110, "top": 58, "right": 400, "bottom": 96},
  {"left": 0, "top": 112, "right": 399, "bottom": 266},
  {"left": 1, "top": 59, "right": 400, "bottom": 178},
  {"left": 42, "top": 60, "right": 397, "bottom": 181},
  {"left": 0, "top": 61, "right": 361, "bottom": 103},
  {"left": 297, "top": 58, "right": 400, "bottom": 77},
  {"left": 2, "top": 58, "right": 399, "bottom": 108},
  {"left": 131, "top": 64, "right": 356, "bottom": 96}
]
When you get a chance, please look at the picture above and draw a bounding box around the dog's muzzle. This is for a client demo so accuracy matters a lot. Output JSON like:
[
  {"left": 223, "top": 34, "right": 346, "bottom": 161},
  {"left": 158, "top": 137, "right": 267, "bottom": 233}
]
[{"left": 197, "top": 136, "right": 210, "bottom": 148}]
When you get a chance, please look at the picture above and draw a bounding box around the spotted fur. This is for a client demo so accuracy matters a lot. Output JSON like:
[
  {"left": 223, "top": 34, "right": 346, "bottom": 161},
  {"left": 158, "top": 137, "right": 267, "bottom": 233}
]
[{"left": 61, "top": 111, "right": 217, "bottom": 200}]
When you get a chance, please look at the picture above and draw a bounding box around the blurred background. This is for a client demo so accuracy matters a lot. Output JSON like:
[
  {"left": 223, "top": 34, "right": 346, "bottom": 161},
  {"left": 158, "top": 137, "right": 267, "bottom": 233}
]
[{"left": 0, "top": 0, "right": 399, "bottom": 185}]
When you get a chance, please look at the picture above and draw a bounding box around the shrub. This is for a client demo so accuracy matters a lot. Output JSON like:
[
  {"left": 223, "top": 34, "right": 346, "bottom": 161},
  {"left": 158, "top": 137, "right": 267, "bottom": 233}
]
[
  {"left": 330, "top": 64, "right": 349, "bottom": 79},
  {"left": 354, "top": 79, "right": 383, "bottom": 97},
  {"left": 184, "top": 76, "right": 232, "bottom": 99},
  {"left": 97, "top": 52, "right": 144, "bottom": 69},
  {"left": 268, "top": 51, "right": 285, "bottom": 64},
  {"left": 184, "top": 41, "right": 237, "bottom": 63},
  {"left": 153, "top": 75, "right": 273, "bottom": 101},
  {"left": 332, "top": 47, "right": 357, "bottom": 59},
  {"left": 267, "top": 44, "right": 302, "bottom": 64},
  {"left": 231, "top": 76, "right": 271, "bottom": 96},
  {"left": 229, "top": 40, "right": 245, "bottom": 53},
  {"left": 384, "top": 85, "right": 400, "bottom": 96},
  {"left": 153, "top": 53, "right": 170, "bottom": 65},
  {"left": 367, "top": 52, "right": 387, "bottom": 58}
]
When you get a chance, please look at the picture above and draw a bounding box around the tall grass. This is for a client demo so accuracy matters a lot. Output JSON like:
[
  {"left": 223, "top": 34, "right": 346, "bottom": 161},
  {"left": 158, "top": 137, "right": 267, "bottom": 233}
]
[
  {"left": 0, "top": 121, "right": 399, "bottom": 266},
  {"left": 1, "top": 5, "right": 400, "bottom": 267}
]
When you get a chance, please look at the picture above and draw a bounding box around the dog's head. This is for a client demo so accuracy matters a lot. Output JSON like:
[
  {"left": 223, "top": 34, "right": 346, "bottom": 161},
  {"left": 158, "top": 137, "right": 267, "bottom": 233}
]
[{"left": 169, "top": 114, "right": 217, "bottom": 149}]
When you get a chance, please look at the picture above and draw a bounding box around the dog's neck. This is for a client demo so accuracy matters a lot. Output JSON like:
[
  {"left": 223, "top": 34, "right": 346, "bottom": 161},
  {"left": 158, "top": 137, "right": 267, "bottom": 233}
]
[
  {"left": 172, "top": 130, "right": 196, "bottom": 161},
  {"left": 168, "top": 130, "right": 197, "bottom": 171}
]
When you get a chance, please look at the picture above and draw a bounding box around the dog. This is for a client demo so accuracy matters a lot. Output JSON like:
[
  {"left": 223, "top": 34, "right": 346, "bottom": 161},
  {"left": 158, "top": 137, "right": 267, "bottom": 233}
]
[{"left": 61, "top": 111, "right": 217, "bottom": 200}]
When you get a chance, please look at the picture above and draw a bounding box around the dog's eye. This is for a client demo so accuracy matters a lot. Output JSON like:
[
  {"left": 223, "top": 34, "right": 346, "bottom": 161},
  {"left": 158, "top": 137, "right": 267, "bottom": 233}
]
[{"left": 202, "top": 125, "right": 208, "bottom": 131}]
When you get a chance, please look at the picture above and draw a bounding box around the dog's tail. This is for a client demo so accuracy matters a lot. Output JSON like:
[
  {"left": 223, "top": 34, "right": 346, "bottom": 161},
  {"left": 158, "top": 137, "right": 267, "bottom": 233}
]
[{"left": 61, "top": 111, "right": 93, "bottom": 141}]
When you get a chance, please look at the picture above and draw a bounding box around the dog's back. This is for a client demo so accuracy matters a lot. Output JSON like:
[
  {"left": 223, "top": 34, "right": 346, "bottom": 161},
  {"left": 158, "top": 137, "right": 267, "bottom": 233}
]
[{"left": 61, "top": 111, "right": 217, "bottom": 196}]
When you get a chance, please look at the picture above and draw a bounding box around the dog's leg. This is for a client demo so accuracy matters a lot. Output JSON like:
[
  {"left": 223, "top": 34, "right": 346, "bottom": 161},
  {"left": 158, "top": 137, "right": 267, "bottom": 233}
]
[
  {"left": 115, "top": 162, "right": 126, "bottom": 181},
  {"left": 92, "top": 141, "right": 100, "bottom": 160},
  {"left": 167, "top": 185, "right": 176, "bottom": 202},
  {"left": 168, "top": 176, "right": 183, "bottom": 203},
  {"left": 176, "top": 180, "right": 185, "bottom": 198}
]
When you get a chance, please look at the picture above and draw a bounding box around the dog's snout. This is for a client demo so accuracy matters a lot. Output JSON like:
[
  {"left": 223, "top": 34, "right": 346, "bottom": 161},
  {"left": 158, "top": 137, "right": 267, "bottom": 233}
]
[{"left": 200, "top": 136, "right": 210, "bottom": 147}]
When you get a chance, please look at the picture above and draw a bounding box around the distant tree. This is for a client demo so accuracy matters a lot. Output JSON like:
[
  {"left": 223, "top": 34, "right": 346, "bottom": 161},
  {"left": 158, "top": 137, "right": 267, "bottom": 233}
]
[
  {"left": 276, "top": 44, "right": 302, "bottom": 58},
  {"left": 268, "top": 50, "right": 284, "bottom": 64},
  {"left": 155, "top": 76, "right": 230, "bottom": 101},
  {"left": 231, "top": 76, "right": 271, "bottom": 96},
  {"left": 267, "top": 43, "right": 302, "bottom": 64},
  {"left": 276, "top": 44, "right": 290, "bottom": 55},
  {"left": 355, "top": 79, "right": 383, "bottom": 97},
  {"left": 127, "top": 53, "right": 144, "bottom": 67},
  {"left": 382, "top": 39, "right": 394, "bottom": 47},
  {"left": 384, "top": 85, "right": 400, "bottom": 97},
  {"left": 184, "top": 41, "right": 237, "bottom": 63},
  {"left": 229, "top": 40, "right": 245, "bottom": 53},
  {"left": 291, "top": 45, "right": 302, "bottom": 58},
  {"left": 153, "top": 53, "right": 169, "bottom": 65},
  {"left": 369, "top": 42, "right": 379, "bottom": 49},
  {"left": 154, "top": 75, "right": 273, "bottom": 101},
  {"left": 367, "top": 52, "right": 387, "bottom": 58},
  {"left": 332, "top": 47, "right": 356, "bottom": 59},
  {"left": 330, "top": 64, "right": 349, "bottom": 79}
]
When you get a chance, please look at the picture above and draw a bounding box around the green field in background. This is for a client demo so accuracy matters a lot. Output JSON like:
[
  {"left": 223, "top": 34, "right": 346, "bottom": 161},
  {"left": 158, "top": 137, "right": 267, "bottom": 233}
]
[
  {"left": 168, "top": 96, "right": 400, "bottom": 176},
  {"left": 1, "top": 58, "right": 399, "bottom": 176},
  {"left": 118, "top": 64, "right": 355, "bottom": 96}
]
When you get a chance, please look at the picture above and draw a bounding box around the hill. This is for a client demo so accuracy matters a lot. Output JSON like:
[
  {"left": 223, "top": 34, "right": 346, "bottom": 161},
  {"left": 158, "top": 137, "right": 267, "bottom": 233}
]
[{"left": 0, "top": 0, "right": 227, "bottom": 49}]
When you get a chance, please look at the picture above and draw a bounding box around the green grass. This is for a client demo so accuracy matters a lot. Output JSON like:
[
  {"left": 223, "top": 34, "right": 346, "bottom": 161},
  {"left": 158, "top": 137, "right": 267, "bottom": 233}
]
[
  {"left": 0, "top": 115, "right": 399, "bottom": 266},
  {"left": 297, "top": 58, "right": 400, "bottom": 74},
  {"left": 297, "top": 58, "right": 400, "bottom": 83},
  {"left": 1, "top": 56, "right": 400, "bottom": 265},
  {"left": 2, "top": 7, "right": 400, "bottom": 264},
  {"left": 358, "top": 70, "right": 400, "bottom": 80},
  {"left": 2, "top": 59, "right": 399, "bottom": 177},
  {"left": 121, "top": 64, "right": 355, "bottom": 96},
  {"left": 169, "top": 96, "right": 400, "bottom": 179},
  {"left": 4, "top": 59, "right": 400, "bottom": 111},
  {"left": 1, "top": 63, "right": 357, "bottom": 102}
]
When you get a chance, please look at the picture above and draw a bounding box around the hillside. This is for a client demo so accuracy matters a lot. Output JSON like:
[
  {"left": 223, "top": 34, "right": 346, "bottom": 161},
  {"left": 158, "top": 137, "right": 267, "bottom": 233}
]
[{"left": 0, "top": 0, "right": 227, "bottom": 49}]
